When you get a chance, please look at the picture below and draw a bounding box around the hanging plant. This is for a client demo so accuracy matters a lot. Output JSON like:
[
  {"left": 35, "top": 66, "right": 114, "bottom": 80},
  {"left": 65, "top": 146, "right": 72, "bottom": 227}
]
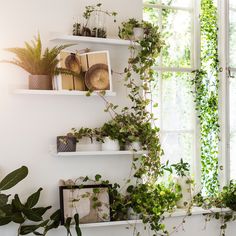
[{"left": 191, "top": 0, "right": 220, "bottom": 196}]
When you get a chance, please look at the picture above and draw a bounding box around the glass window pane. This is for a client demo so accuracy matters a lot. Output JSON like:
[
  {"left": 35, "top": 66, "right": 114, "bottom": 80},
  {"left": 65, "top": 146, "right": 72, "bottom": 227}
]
[
  {"left": 162, "top": 9, "right": 192, "bottom": 67},
  {"left": 143, "top": 7, "right": 160, "bottom": 25},
  {"left": 162, "top": 72, "right": 194, "bottom": 130},
  {"left": 161, "top": 0, "right": 193, "bottom": 8},
  {"left": 161, "top": 132, "right": 194, "bottom": 172}
]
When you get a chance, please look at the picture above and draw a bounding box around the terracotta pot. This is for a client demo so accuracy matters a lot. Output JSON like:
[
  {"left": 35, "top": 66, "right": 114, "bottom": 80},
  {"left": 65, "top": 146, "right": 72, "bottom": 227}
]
[{"left": 28, "top": 75, "right": 52, "bottom": 90}]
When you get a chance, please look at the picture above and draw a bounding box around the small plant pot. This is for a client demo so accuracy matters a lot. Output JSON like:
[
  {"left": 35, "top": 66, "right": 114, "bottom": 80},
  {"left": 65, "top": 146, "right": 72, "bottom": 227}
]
[
  {"left": 175, "top": 176, "right": 193, "bottom": 208},
  {"left": 133, "top": 27, "right": 144, "bottom": 40},
  {"left": 128, "top": 208, "right": 141, "bottom": 220},
  {"left": 125, "top": 141, "right": 142, "bottom": 151},
  {"left": 57, "top": 136, "right": 76, "bottom": 153},
  {"left": 102, "top": 137, "right": 120, "bottom": 151},
  {"left": 28, "top": 75, "right": 52, "bottom": 90},
  {"left": 76, "top": 137, "right": 101, "bottom": 151}
]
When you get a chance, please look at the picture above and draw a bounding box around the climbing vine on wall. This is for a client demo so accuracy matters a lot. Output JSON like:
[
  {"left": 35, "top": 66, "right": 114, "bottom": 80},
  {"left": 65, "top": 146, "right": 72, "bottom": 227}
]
[{"left": 192, "top": 0, "right": 220, "bottom": 196}]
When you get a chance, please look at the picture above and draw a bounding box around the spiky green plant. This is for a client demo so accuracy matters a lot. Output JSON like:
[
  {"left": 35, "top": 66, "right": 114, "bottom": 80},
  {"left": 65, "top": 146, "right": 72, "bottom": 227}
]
[{"left": 3, "top": 34, "right": 71, "bottom": 76}]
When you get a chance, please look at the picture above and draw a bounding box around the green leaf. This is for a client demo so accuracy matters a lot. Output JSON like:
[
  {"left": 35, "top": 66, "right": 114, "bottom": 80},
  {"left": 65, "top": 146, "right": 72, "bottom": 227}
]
[
  {"left": 22, "top": 208, "right": 42, "bottom": 222},
  {"left": 0, "top": 194, "right": 10, "bottom": 207},
  {"left": 25, "top": 188, "right": 43, "bottom": 208},
  {"left": 33, "top": 206, "right": 51, "bottom": 217},
  {"left": 11, "top": 212, "right": 25, "bottom": 224},
  {"left": 0, "top": 216, "right": 12, "bottom": 225},
  {"left": 20, "top": 225, "right": 40, "bottom": 235},
  {"left": 12, "top": 194, "right": 24, "bottom": 211},
  {"left": 0, "top": 166, "right": 28, "bottom": 191},
  {"left": 95, "top": 174, "right": 102, "bottom": 182},
  {"left": 74, "top": 213, "right": 82, "bottom": 236}
]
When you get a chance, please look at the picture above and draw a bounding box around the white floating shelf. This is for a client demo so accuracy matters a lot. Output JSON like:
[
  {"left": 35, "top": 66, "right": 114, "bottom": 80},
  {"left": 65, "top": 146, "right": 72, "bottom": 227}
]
[
  {"left": 51, "top": 35, "right": 137, "bottom": 46},
  {"left": 67, "top": 207, "right": 232, "bottom": 229},
  {"left": 14, "top": 89, "right": 116, "bottom": 97},
  {"left": 56, "top": 150, "right": 148, "bottom": 157},
  {"left": 79, "top": 220, "right": 142, "bottom": 228}
]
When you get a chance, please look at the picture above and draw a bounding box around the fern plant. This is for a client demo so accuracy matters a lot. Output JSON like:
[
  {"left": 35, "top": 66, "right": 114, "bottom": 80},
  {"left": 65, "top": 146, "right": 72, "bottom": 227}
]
[{"left": 3, "top": 34, "right": 71, "bottom": 76}]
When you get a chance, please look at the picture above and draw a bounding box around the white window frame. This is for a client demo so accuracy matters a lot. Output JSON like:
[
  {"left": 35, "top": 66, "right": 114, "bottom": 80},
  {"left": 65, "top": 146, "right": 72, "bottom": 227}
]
[
  {"left": 143, "top": 0, "right": 201, "bottom": 186},
  {"left": 220, "top": 0, "right": 236, "bottom": 184}
]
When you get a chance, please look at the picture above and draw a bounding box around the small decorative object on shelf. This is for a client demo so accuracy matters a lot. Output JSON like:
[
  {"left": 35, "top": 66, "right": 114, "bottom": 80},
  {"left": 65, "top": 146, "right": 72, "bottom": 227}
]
[
  {"left": 57, "top": 136, "right": 76, "bottom": 152},
  {"left": 72, "top": 3, "right": 117, "bottom": 38},
  {"left": 59, "top": 178, "right": 111, "bottom": 224},
  {"left": 57, "top": 50, "right": 112, "bottom": 92},
  {"left": 2, "top": 34, "right": 74, "bottom": 90}
]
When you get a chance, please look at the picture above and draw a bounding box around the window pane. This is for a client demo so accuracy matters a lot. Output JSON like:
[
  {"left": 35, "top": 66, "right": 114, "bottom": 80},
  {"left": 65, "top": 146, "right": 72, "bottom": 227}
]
[
  {"left": 143, "top": 0, "right": 192, "bottom": 7},
  {"left": 161, "top": 0, "right": 193, "bottom": 8},
  {"left": 162, "top": 9, "right": 192, "bottom": 67},
  {"left": 229, "top": 6, "right": 236, "bottom": 67},
  {"left": 143, "top": 7, "right": 160, "bottom": 25},
  {"left": 161, "top": 132, "right": 194, "bottom": 171},
  {"left": 162, "top": 72, "right": 194, "bottom": 130},
  {"left": 230, "top": 77, "right": 236, "bottom": 179}
]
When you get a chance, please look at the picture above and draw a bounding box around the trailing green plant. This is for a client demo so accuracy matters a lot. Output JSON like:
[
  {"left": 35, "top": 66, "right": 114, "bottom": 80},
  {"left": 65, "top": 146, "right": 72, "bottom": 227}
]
[
  {"left": 191, "top": 0, "right": 220, "bottom": 196},
  {"left": 3, "top": 34, "right": 74, "bottom": 77},
  {"left": 126, "top": 182, "right": 181, "bottom": 235},
  {"left": 83, "top": 3, "right": 117, "bottom": 26}
]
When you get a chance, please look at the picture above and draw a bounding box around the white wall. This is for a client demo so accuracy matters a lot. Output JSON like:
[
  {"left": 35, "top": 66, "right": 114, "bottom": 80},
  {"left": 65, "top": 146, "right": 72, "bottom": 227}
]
[{"left": 0, "top": 1, "right": 235, "bottom": 236}]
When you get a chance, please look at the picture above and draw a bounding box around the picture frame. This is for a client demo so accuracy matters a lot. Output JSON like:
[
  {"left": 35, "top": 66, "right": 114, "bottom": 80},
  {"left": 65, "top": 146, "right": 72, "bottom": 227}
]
[
  {"left": 57, "top": 50, "right": 112, "bottom": 92},
  {"left": 59, "top": 184, "right": 112, "bottom": 224}
]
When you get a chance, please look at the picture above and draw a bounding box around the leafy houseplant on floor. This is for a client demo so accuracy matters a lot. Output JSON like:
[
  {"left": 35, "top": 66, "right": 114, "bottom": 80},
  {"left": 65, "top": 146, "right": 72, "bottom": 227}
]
[
  {"left": 2, "top": 34, "right": 73, "bottom": 90},
  {"left": 0, "top": 166, "right": 81, "bottom": 236}
]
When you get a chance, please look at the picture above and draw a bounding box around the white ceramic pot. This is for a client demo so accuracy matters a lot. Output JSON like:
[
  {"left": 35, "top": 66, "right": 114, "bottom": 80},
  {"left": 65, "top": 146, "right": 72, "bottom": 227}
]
[
  {"left": 175, "top": 176, "right": 193, "bottom": 208},
  {"left": 128, "top": 208, "right": 141, "bottom": 220},
  {"left": 101, "top": 137, "right": 120, "bottom": 151},
  {"left": 76, "top": 137, "right": 101, "bottom": 151},
  {"left": 133, "top": 27, "right": 144, "bottom": 40},
  {"left": 125, "top": 141, "right": 142, "bottom": 151}
]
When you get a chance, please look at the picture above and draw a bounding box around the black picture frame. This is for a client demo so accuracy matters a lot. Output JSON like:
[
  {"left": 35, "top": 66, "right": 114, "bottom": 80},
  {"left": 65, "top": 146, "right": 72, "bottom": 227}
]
[{"left": 59, "top": 184, "right": 112, "bottom": 225}]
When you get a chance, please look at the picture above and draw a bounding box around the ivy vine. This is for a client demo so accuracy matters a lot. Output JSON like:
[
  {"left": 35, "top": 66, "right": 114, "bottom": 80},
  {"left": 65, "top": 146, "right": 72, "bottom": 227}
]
[{"left": 191, "top": 0, "right": 220, "bottom": 196}]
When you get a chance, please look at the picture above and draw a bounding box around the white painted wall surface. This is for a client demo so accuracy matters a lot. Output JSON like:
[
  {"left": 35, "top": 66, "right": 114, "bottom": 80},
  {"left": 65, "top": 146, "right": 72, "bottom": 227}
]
[{"left": 0, "top": 0, "right": 235, "bottom": 236}]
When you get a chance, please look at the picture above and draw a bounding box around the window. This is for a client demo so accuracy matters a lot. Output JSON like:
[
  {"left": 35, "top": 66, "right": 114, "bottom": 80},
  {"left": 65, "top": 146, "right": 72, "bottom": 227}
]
[
  {"left": 228, "top": 0, "right": 236, "bottom": 180},
  {"left": 143, "top": 0, "right": 199, "bottom": 176}
]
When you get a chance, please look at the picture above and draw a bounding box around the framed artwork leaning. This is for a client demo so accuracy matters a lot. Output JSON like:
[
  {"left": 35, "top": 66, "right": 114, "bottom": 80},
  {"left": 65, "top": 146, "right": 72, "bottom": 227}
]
[
  {"left": 59, "top": 184, "right": 111, "bottom": 224},
  {"left": 57, "top": 50, "right": 112, "bottom": 92}
]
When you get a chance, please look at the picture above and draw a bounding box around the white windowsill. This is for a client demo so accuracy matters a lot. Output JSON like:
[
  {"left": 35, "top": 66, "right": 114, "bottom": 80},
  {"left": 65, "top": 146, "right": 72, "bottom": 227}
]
[{"left": 78, "top": 207, "right": 232, "bottom": 228}]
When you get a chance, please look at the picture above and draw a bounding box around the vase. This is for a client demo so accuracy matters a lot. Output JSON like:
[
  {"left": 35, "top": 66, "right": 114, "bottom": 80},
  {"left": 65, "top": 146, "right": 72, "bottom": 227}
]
[
  {"left": 175, "top": 176, "right": 193, "bottom": 208},
  {"left": 76, "top": 137, "right": 101, "bottom": 151},
  {"left": 125, "top": 141, "right": 142, "bottom": 151},
  {"left": 133, "top": 27, "right": 144, "bottom": 40},
  {"left": 28, "top": 75, "right": 52, "bottom": 90},
  {"left": 101, "top": 137, "right": 120, "bottom": 151}
]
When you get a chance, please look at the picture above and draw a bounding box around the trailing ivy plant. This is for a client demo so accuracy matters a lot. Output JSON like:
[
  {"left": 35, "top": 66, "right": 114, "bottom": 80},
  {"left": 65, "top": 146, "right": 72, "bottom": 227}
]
[{"left": 191, "top": 0, "right": 220, "bottom": 196}]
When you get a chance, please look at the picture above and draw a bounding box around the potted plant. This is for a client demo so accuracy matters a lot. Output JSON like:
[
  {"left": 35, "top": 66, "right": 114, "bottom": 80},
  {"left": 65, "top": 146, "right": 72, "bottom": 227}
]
[
  {"left": 100, "top": 121, "right": 120, "bottom": 151},
  {"left": 171, "top": 159, "right": 194, "bottom": 208},
  {"left": 3, "top": 34, "right": 73, "bottom": 90},
  {"left": 221, "top": 180, "right": 236, "bottom": 211},
  {"left": 118, "top": 18, "right": 144, "bottom": 41},
  {"left": 73, "top": 3, "right": 117, "bottom": 38},
  {"left": 70, "top": 127, "right": 102, "bottom": 151}
]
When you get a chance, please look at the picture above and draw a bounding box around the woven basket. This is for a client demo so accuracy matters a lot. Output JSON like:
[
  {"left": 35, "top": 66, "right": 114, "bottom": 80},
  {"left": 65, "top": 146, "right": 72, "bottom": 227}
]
[
  {"left": 57, "top": 136, "right": 76, "bottom": 152},
  {"left": 28, "top": 75, "right": 52, "bottom": 90}
]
